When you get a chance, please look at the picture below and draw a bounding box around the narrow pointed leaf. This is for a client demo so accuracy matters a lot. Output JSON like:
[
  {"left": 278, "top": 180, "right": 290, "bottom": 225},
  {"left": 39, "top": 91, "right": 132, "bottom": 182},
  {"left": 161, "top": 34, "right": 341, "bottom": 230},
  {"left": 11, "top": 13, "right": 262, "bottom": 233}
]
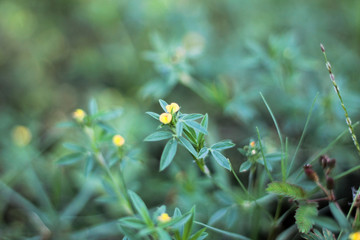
[
  {"left": 57, "top": 153, "right": 84, "bottom": 165},
  {"left": 146, "top": 112, "right": 160, "bottom": 120},
  {"left": 239, "top": 160, "right": 252, "bottom": 172},
  {"left": 128, "top": 191, "right": 153, "bottom": 227},
  {"left": 211, "top": 140, "right": 235, "bottom": 150},
  {"left": 184, "top": 120, "right": 208, "bottom": 135},
  {"left": 160, "top": 138, "right": 178, "bottom": 171},
  {"left": 211, "top": 150, "right": 231, "bottom": 170},
  {"left": 144, "top": 131, "right": 173, "bottom": 142},
  {"left": 159, "top": 99, "right": 169, "bottom": 112},
  {"left": 179, "top": 136, "right": 198, "bottom": 157}
]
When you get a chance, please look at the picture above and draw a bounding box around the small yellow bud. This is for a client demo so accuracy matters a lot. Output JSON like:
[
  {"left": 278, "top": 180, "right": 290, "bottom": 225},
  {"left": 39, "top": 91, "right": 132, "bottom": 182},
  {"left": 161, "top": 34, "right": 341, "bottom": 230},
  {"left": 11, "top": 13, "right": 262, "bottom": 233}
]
[
  {"left": 250, "top": 141, "right": 255, "bottom": 147},
  {"left": 349, "top": 232, "right": 360, "bottom": 240},
  {"left": 12, "top": 125, "right": 32, "bottom": 146},
  {"left": 166, "top": 103, "right": 180, "bottom": 114},
  {"left": 112, "top": 134, "right": 125, "bottom": 147},
  {"left": 157, "top": 213, "right": 171, "bottom": 223},
  {"left": 159, "top": 113, "right": 172, "bottom": 124},
  {"left": 73, "top": 109, "right": 86, "bottom": 122}
]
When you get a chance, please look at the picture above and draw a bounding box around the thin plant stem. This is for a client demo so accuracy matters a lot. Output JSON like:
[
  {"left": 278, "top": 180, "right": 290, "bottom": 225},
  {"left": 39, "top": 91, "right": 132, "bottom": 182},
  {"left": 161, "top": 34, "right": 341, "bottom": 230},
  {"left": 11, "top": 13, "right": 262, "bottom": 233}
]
[
  {"left": 256, "top": 127, "right": 273, "bottom": 181},
  {"left": 260, "top": 93, "right": 286, "bottom": 182},
  {"left": 321, "top": 44, "right": 360, "bottom": 157}
]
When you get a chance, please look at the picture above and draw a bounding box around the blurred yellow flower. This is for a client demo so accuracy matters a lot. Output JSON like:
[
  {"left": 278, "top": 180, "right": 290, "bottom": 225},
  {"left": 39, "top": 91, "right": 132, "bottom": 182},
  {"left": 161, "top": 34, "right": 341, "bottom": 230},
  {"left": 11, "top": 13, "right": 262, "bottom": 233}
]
[
  {"left": 112, "top": 134, "right": 125, "bottom": 147},
  {"left": 250, "top": 141, "right": 255, "bottom": 147},
  {"left": 73, "top": 109, "right": 86, "bottom": 122},
  {"left": 157, "top": 213, "right": 171, "bottom": 223},
  {"left": 166, "top": 103, "right": 180, "bottom": 114},
  {"left": 159, "top": 113, "right": 172, "bottom": 124},
  {"left": 12, "top": 125, "right": 32, "bottom": 146},
  {"left": 350, "top": 232, "right": 360, "bottom": 240}
]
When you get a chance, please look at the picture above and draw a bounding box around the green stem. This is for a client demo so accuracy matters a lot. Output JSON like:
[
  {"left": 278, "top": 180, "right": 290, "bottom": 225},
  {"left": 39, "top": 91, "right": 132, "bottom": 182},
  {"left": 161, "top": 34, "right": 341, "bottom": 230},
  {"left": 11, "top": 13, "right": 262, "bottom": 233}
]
[
  {"left": 256, "top": 127, "right": 273, "bottom": 181},
  {"left": 321, "top": 45, "right": 360, "bottom": 157}
]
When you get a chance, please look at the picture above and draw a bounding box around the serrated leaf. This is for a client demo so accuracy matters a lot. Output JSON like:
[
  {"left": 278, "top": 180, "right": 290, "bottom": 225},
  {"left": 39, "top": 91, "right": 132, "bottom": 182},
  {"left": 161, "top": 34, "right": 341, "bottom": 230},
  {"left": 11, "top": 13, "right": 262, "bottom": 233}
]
[
  {"left": 159, "top": 99, "right": 169, "bottom": 112},
  {"left": 128, "top": 191, "right": 153, "bottom": 227},
  {"left": 146, "top": 112, "right": 160, "bottom": 120},
  {"left": 266, "top": 181, "right": 306, "bottom": 200},
  {"left": 295, "top": 204, "right": 318, "bottom": 233},
  {"left": 211, "top": 150, "right": 231, "bottom": 170},
  {"left": 178, "top": 136, "right": 198, "bottom": 157},
  {"left": 57, "top": 153, "right": 84, "bottom": 165},
  {"left": 239, "top": 160, "right": 252, "bottom": 172},
  {"left": 211, "top": 140, "right": 235, "bottom": 150},
  {"left": 144, "top": 131, "right": 173, "bottom": 142},
  {"left": 160, "top": 138, "right": 177, "bottom": 171}
]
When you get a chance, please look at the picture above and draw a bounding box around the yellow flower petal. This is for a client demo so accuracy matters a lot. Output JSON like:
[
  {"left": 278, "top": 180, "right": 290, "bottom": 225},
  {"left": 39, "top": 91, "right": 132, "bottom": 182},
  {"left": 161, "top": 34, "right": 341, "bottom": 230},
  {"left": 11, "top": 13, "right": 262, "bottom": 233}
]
[
  {"left": 166, "top": 103, "right": 180, "bottom": 114},
  {"left": 350, "top": 232, "right": 360, "bottom": 240},
  {"left": 112, "top": 134, "right": 125, "bottom": 147},
  {"left": 250, "top": 141, "right": 256, "bottom": 147},
  {"left": 12, "top": 125, "right": 32, "bottom": 146},
  {"left": 159, "top": 113, "right": 172, "bottom": 124},
  {"left": 73, "top": 109, "right": 86, "bottom": 122},
  {"left": 157, "top": 213, "right": 171, "bottom": 223}
]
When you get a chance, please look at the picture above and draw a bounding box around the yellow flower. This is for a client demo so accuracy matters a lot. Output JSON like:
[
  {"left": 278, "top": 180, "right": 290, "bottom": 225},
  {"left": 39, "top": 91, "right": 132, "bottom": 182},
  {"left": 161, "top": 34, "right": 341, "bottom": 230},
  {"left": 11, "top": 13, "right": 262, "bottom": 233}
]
[
  {"left": 12, "top": 125, "right": 32, "bottom": 146},
  {"left": 166, "top": 103, "right": 180, "bottom": 114},
  {"left": 159, "top": 113, "right": 172, "bottom": 124},
  {"left": 350, "top": 232, "right": 360, "bottom": 240},
  {"left": 157, "top": 213, "right": 171, "bottom": 223},
  {"left": 112, "top": 134, "right": 125, "bottom": 147},
  {"left": 250, "top": 141, "right": 256, "bottom": 147},
  {"left": 73, "top": 109, "right": 86, "bottom": 122}
]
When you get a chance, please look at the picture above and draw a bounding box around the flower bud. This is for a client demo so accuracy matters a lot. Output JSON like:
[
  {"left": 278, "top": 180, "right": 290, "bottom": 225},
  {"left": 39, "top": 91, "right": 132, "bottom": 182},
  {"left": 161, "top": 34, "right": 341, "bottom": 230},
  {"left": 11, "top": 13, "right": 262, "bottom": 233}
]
[
  {"left": 327, "top": 158, "right": 336, "bottom": 169},
  {"left": 73, "top": 109, "right": 86, "bottom": 122},
  {"left": 166, "top": 103, "right": 180, "bottom": 114},
  {"left": 320, "top": 44, "right": 325, "bottom": 53},
  {"left": 326, "top": 177, "right": 335, "bottom": 190},
  {"left": 159, "top": 113, "right": 172, "bottom": 124},
  {"left": 319, "top": 155, "right": 329, "bottom": 169},
  {"left": 304, "top": 164, "right": 319, "bottom": 182},
  {"left": 112, "top": 135, "right": 125, "bottom": 147},
  {"left": 157, "top": 213, "right": 171, "bottom": 223}
]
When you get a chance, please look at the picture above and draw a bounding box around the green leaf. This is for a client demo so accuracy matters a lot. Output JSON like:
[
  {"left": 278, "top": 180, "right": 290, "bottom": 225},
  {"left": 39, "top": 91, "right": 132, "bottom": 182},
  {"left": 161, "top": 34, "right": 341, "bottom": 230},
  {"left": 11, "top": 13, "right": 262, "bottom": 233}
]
[
  {"left": 329, "top": 202, "right": 351, "bottom": 230},
  {"left": 160, "top": 138, "right": 178, "bottom": 171},
  {"left": 159, "top": 99, "right": 169, "bottom": 112},
  {"left": 313, "top": 216, "right": 339, "bottom": 232},
  {"left": 118, "top": 216, "right": 146, "bottom": 229},
  {"left": 211, "top": 140, "right": 235, "bottom": 150},
  {"left": 295, "top": 203, "right": 318, "bottom": 233},
  {"left": 146, "top": 112, "right": 160, "bottom": 120},
  {"left": 84, "top": 155, "right": 94, "bottom": 176},
  {"left": 156, "top": 228, "right": 172, "bottom": 240},
  {"left": 208, "top": 208, "right": 228, "bottom": 225},
  {"left": 89, "top": 98, "right": 98, "bottom": 115},
  {"left": 176, "top": 121, "right": 184, "bottom": 137},
  {"left": 184, "top": 120, "right": 208, "bottom": 135},
  {"left": 266, "top": 181, "right": 306, "bottom": 200},
  {"left": 182, "top": 206, "right": 195, "bottom": 240},
  {"left": 178, "top": 136, "right": 198, "bottom": 157},
  {"left": 96, "top": 109, "right": 123, "bottom": 121},
  {"left": 57, "top": 153, "right": 84, "bottom": 165},
  {"left": 97, "top": 122, "right": 117, "bottom": 134},
  {"left": 63, "top": 142, "right": 87, "bottom": 152},
  {"left": 239, "top": 160, "right": 252, "bottom": 172},
  {"left": 197, "top": 114, "right": 208, "bottom": 145},
  {"left": 181, "top": 114, "right": 203, "bottom": 121},
  {"left": 190, "top": 228, "right": 208, "bottom": 240},
  {"left": 144, "top": 131, "right": 173, "bottom": 142},
  {"left": 197, "top": 147, "right": 209, "bottom": 159},
  {"left": 210, "top": 150, "right": 231, "bottom": 170},
  {"left": 128, "top": 191, "right": 153, "bottom": 227},
  {"left": 159, "top": 213, "right": 192, "bottom": 228}
]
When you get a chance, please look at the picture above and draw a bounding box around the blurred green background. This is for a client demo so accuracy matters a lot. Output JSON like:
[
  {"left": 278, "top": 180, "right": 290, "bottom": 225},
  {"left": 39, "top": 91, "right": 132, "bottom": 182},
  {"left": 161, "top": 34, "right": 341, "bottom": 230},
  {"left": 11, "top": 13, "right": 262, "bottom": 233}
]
[{"left": 1, "top": 0, "right": 360, "bottom": 239}]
